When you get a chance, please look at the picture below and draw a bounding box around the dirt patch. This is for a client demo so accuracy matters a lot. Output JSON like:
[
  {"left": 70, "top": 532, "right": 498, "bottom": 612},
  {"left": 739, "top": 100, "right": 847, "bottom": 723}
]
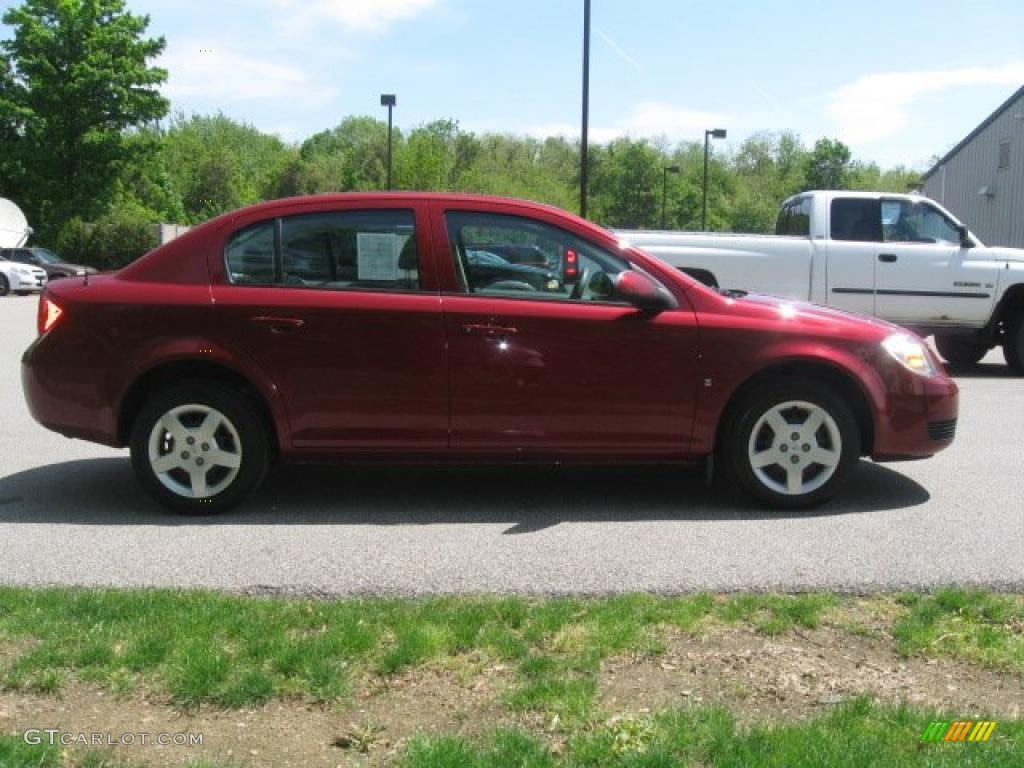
[
  {"left": 601, "top": 624, "right": 1024, "bottom": 723},
  {"left": 1, "top": 628, "right": 1021, "bottom": 766}
]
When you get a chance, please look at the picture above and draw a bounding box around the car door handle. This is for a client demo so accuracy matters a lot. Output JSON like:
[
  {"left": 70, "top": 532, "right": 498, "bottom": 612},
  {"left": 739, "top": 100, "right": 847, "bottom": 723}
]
[
  {"left": 878, "top": 253, "right": 898, "bottom": 263},
  {"left": 251, "top": 316, "right": 305, "bottom": 333},
  {"left": 462, "top": 322, "right": 519, "bottom": 337}
]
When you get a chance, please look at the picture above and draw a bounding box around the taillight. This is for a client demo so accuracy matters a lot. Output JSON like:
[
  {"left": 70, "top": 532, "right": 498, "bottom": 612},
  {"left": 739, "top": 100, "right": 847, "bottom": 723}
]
[
  {"left": 565, "top": 249, "right": 579, "bottom": 280},
  {"left": 38, "top": 295, "right": 63, "bottom": 335}
]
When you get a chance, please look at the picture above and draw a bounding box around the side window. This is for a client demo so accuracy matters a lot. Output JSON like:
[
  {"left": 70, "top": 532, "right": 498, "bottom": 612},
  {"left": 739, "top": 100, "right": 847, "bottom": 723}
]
[
  {"left": 226, "top": 221, "right": 276, "bottom": 285},
  {"left": 445, "top": 211, "right": 630, "bottom": 302},
  {"left": 774, "top": 204, "right": 791, "bottom": 235},
  {"left": 882, "top": 200, "right": 960, "bottom": 245},
  {"left": 280, "top": 210, "right": 419, "bottom": 291},
  {"left": 225, "top": 210, "right": 421, "bottom": 291},
  {"left": 830, "top": 198, "right": 882, "bottom": 242}
]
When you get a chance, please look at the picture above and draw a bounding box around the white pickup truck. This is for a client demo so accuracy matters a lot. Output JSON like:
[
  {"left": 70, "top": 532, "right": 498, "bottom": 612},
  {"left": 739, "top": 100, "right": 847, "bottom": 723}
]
[{"left": 619, "top": 190, "right": 1024, "bottom": 372}]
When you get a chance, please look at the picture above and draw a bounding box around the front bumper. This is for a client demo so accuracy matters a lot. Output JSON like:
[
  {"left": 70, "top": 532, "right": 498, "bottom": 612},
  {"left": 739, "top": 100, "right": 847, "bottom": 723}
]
[
  {"left": 872, "top": 372, "right": 959, "bottom": 460},
  {"left": 7, "top": 272, "right": 47, "bottom": 292}
]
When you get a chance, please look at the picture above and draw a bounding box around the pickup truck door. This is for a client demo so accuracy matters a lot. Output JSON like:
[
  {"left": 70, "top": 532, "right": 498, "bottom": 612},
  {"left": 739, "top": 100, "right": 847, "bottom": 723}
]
[
  {"left": 874, "top": 198, "right": 996, "bottom": 327},
  {"left": 823, "top": 197, "right": 880, "bottom": 317}
]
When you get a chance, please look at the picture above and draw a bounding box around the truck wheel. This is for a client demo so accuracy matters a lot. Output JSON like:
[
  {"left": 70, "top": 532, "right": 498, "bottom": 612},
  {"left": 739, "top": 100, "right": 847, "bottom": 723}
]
[
  {"left": 0, "top": 275, "right": 9, "bottom": 296},
  {"left": 934, "top": 334, "right": 988, "bottom": 366},
  {"left": 1003, "top": 314, "right": 1024, "bottom": 374},
  {"left": 722, "top": 378, "right": 860, "bottom": 509},
  {"left": 130, "top": 381, "right": 269, "bottom": 515}
]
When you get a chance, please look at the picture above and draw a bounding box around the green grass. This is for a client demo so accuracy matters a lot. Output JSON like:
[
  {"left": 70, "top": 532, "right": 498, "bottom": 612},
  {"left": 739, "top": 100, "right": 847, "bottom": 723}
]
[
  {"left": 399, "top": 699, "right": 1024, "bottom": 768},
  {"left": 0, "top": 587, "right": 1018, "bottom": 718},
  {"left": 891, "top": 589, "right": 1024, "bottom": 669}
]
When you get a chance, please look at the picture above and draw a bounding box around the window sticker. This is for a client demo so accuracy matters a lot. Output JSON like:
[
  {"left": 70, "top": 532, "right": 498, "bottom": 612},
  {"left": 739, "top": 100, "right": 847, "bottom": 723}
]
[{"left": 356, "top": 233, "right": 400, "bottom": 280}]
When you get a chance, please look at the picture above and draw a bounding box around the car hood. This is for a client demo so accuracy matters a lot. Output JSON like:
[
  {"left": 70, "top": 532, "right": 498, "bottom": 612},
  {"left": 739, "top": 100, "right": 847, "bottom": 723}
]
[
  {"left": 728, "top": 291, "right": 909, "bottom": 339},
  {"left": 981, "top": 246, "right": 1024, "bottom": 263}
]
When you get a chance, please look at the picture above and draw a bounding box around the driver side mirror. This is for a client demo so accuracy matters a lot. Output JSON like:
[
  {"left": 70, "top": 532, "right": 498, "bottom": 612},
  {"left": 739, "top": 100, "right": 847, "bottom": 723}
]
[
  {"left": 956, "top": 224, "right": 974, "bottom": 249},
  {"left": 613, "top": 271, "right": 677, "bottom": 312}
]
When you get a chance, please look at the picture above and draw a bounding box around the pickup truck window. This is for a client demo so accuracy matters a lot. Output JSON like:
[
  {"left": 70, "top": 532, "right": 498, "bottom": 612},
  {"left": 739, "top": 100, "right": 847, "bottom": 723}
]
[
  {"left": 445, "top": 211, "right": 629, "bottom": 303},
  {"left": 830, "top": 198, "right": 882, "bottom": 242},
  {"left": 881, "top": 199, "right": 960, "bottom": 245},
  {"left": 776, "top": 197, "right": 811, "bottom": 236}
]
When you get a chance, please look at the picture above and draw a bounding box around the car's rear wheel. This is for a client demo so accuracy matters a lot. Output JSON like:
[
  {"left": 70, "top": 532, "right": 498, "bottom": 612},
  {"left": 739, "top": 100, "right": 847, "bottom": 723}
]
[
  {"left": 1003, "top": 313, "right": 1024, "bottom": 374},
  {"left": 0, "top": 275, "right": 9, "bottom": 296},
  {"left": 723, "top": 379, "right": 860, "bottom": 509},
  {"left": 934, "top": 333, "right": 987, "bottom": 366},
  {"left": 130, "top": 382, "right": 269, "bottom": 514}
]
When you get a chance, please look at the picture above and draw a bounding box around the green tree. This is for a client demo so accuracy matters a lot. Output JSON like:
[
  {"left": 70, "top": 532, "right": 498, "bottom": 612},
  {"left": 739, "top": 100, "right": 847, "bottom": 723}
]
[
  {"left": 803, "top": 137, "right": 853, "bottom": 190},
  {"left": 0, "top": 0, "right": 168, "bottom": 239}
]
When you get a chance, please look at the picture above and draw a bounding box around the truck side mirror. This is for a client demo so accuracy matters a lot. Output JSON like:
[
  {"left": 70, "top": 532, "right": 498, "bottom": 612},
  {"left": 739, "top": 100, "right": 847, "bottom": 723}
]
[{"left": 956, "top": 225, "right": 974, "bottom": 249}]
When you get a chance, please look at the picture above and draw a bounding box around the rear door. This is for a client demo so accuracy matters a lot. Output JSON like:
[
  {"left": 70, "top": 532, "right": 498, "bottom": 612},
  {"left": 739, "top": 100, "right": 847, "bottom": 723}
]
[
  {"left": 823, "top": 197, "right": 881, "bottom": 317},
  {"left": 210, "top": 201, "right": 449, "bottom": 452},
  {"left": 432, "top": 203, "right": 701, "bottom": 456}
]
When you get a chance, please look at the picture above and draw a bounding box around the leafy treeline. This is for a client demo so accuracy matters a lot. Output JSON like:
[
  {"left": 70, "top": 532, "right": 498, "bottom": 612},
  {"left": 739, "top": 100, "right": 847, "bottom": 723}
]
[{"left": 0, "top": 0, "right": 920, "bottom": 268}]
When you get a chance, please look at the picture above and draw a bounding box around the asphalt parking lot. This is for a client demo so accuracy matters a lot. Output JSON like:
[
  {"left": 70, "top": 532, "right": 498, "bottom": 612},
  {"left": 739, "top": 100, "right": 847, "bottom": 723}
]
[{"left": 0, "top": 294, "right": 1021, "bottom": 596}]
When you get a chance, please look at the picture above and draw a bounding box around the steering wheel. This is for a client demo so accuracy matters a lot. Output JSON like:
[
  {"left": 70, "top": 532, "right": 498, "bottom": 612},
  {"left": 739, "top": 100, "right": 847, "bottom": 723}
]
[{"left": 569, "top": 266, "right": 594, "bottom": 301}]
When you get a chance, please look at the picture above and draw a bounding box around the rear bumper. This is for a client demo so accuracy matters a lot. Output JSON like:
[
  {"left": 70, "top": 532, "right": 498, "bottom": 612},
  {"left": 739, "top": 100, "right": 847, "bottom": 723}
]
[
  {"left": 871, "top": 373, "right": 959, "bottom": 460},
  {"left": 22, "top": 331, "right": 121, "bottom": 448}
]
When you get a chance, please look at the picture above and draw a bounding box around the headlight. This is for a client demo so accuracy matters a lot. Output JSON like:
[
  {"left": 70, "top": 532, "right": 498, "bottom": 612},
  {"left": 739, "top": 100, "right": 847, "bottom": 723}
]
[
  {"left": 882, "top": 333, "right": 937, "bottom": 376},
  {"left": 14, "top": 267, "right": 33, "bottom": 277}
]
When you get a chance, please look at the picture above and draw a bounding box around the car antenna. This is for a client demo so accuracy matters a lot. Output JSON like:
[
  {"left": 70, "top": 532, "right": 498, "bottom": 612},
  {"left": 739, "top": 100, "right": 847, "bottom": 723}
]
[{"left": 83, "top": 271, "right": 89, "bottom": 286}]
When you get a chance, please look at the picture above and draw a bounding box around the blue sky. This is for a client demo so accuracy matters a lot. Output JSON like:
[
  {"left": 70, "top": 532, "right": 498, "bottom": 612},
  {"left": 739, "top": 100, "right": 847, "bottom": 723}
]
[{"left": 5, "top": 0, "right": 1024, "bottom": 169}]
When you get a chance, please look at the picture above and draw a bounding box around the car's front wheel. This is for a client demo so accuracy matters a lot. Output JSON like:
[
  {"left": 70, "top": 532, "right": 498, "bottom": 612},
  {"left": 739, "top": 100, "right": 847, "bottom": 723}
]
[
  {"left": 0, "top": 274, "right": 9, "bottom": 296},
  {"left": 1003, "top": 313, "right": 1024, "bottom": 374},
  {"left": 935, "top": 333, "right": 988, "bottom": 366},
  {"left": 723, "top": 379, "right": 860, "bottom": 509},
  {"left": 130, "top": 382, "right": 269, "bottom": 514}
]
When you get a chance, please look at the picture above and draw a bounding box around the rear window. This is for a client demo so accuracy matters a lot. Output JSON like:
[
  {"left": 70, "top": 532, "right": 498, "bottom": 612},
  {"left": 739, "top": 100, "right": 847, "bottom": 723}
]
[
  {"left": 225, "top": 210, "right": 421, "bottom": 292},
  {"left": 829, "top": 198, "right": 882, "bottom": 242},
  {"left": 775, "top": 197, "right": 811, "bottom": 236}
]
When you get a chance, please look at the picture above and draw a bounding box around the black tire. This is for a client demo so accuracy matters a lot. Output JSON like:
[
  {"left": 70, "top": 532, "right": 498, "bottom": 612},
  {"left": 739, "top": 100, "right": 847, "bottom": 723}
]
[
  {"left": 129, "top": 381, "right": 269, "bottom": 515},
  {"left": 0, "top": 274, "right": 9, "bottom": 296},
  {"left": 721, "top": 378, "right": 860, "bottom": 510},
  {"left": 934, "top": 334, "right": 988, "bottom": 366},
  {"left": 1003, "top": 314, "right": 1024, "bottom": 374}
]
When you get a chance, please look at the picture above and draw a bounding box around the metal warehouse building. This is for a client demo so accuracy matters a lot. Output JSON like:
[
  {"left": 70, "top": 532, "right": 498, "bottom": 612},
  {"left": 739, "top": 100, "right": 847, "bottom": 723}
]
[{"left": 922, "top": 85, "right": 1024, "bottom": 248}]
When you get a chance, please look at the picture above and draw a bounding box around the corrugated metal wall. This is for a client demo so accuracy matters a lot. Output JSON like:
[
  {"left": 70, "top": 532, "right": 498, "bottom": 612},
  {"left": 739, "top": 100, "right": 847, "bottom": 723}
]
[{"left": 923, "top": 90, "right": 1024, "bottom": 248}]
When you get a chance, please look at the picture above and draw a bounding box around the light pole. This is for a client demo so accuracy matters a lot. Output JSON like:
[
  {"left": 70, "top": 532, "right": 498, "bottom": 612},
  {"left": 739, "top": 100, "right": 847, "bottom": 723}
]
[
  {"left": 380, "top": 93, "right": 396, "bottom": 190},
  {"left": 702, "top": 128, "right": 727, "bottom": 230},
  {"left": 661, "top": 165, "right": 680, "bottom": 229},
  {"left": 580, "top": 0, "right": 591, "bottom": 219}
]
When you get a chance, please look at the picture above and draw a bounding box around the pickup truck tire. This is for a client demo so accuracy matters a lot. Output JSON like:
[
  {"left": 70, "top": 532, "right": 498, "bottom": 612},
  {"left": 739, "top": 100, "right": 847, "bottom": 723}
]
[
  {"left": 1003, "top": 314, "right": 1024, "bottom": 374},
  {"left": 130, "top": 381, "right": 269, "bottom": 515},
  {"left": 723, "top": 378, "right": 860, "bottom": 510},
  {"left": 934, "top": 334, "right": 988, "bottom": 366}
]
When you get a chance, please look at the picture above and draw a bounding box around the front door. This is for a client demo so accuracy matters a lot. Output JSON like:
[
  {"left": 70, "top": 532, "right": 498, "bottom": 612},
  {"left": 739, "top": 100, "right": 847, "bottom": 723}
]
[{"left": 436, "top": 207, "right": 701, "bottom": 456}]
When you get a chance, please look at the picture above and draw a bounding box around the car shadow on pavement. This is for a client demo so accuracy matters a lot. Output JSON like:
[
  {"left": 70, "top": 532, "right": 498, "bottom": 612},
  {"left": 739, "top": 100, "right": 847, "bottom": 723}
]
[
  {"left": 944, "top": 361, "right": 1018, "bottom": 379},
  {"left": 0, "top": 457, "right": 930, "bottom": 532}
]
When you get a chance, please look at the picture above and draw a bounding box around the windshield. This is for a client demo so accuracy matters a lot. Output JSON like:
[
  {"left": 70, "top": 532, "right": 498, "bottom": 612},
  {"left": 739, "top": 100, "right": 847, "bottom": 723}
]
[{"left": 31, "top": 249, "right": 62, "bottom": 264}]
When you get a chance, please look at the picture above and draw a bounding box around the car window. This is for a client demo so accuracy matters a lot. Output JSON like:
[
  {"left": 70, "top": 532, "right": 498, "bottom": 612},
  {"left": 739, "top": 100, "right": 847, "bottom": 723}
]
[
  {"left": 225, "top": 210, "right": 421, "bottom": 292},
  {"left": 226, "top": 221, "right": 277, "bottom": 285},
  {"left": 830, "top": 198, "right": 882, "bottom": 242},
  {"left": 444, "top": 211, "right": 629, "bottom": 303},
  {"left": 881, "top": 199, "right": 960, "bottom": 245}
]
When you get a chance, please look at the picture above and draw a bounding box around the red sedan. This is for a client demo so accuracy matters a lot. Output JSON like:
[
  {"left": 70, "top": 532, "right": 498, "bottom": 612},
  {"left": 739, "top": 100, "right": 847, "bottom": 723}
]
[{"left": 22, "top": 194, "right": 958, "bottom": 514}]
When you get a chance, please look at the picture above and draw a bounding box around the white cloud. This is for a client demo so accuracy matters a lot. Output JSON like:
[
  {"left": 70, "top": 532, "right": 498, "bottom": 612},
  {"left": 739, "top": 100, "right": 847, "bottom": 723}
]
[
  {"left": 827, "top": 62, "right": 1024, "bottom": 144},
  {"left": 160, "top": 41, "right": 338, "bottom": 106},
  {"left": 265, "top": 0, "right": 441, "bottom": 32},
  {"left": 518, "top": 102, "right": 730, "bottom": 144}
]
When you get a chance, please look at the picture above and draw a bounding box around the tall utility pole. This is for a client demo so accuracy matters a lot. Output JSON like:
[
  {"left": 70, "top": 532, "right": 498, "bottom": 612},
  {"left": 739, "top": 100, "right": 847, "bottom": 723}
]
[
  {"left": 702, "top": 128, "right": 726, "bottom": 230},
  {"left": 380, "top": 94, "right": 397, "bottom": 190},
  {"left": 580, "top": 0, "right": 591, "bottom": 219}
]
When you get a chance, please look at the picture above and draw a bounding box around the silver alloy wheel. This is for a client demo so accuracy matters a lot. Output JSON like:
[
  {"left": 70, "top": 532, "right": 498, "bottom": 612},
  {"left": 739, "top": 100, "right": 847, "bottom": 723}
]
[
  {"left": 147, "top": 403, "right": 243, "bottom": 498},
  {"left": 747, "top": 400, "right": 841, "bottom": 496}
]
